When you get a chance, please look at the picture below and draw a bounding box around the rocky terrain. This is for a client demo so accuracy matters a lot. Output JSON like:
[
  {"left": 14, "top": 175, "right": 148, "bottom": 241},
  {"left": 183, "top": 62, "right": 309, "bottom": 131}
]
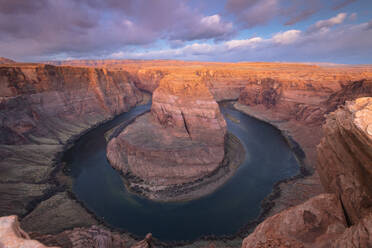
[
  {"left": 0, "top": 59, "right": 372, "bottom": 247},
  {"left": 241, "top": 97, "right": 372, "bottom": 248},
  {"left": 107, "top": 73, "right": 237, "bottom": 201},
  {"left": 0, "top": 63, "right": 145, "bottom": 235}
]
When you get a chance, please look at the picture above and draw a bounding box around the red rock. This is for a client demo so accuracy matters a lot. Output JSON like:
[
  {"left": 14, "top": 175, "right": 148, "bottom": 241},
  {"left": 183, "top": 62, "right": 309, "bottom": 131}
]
[
  {"left": 107, "top": 74, "right": 227, "bottom": 198},
  {"left": 241, "top": 194, "right": 347, "bottom": 248},
  {"left": 317, "top": 97, "right": 372, "bottom": 224},
  {"left": 0, "top": 215, "right": 58, "bottom": 248}
]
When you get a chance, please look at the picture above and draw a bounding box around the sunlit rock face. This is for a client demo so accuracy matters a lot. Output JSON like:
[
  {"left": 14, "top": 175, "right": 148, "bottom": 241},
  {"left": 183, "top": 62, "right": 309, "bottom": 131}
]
[
  {"left": 0, "top": 215, "right": 58, "bottom": 248},
  {"left": 107, "top": 73, "right": 227, "bottom": 194},
  {"left": 317, "top": 97, "right": 372, "bottom": 224}
]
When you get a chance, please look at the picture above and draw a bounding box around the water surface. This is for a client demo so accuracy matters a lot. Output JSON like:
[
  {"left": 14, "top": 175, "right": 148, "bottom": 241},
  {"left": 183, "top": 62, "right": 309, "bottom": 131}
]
[{"left": 63, "top": 103, "right": 299, "bottom": 241}]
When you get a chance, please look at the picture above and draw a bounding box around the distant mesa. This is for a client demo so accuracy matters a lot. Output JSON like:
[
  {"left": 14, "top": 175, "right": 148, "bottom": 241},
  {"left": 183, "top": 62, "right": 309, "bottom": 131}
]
[{"left": 0, "top": 57, "right": 16, "bottom": 64}]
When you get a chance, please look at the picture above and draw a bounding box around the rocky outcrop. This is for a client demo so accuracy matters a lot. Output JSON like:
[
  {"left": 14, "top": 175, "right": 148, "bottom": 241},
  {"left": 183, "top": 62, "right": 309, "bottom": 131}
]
[
  {"left": 0, "top": 215, "right": 58, "bottom": 248},
  {"left": 0, "top": 57, "right": 15, "bottom": 64},
  {"left": 107, "top": 73, "right": 229, "bottom": 200},
  {"left": 1, "top": 60, "right": 372, "bottom": 245},
  {"left": 317, "top": 97, "right": 372, "bottom": 224},
  {"left": 242, "top": 194, "right": 347, "bottom": 248},
  {"left": 0, "top": 64, "right": 144, "bottom": 231},
  {"left": 242, "top": 97, "right": 372, "bottom": 248},
  {"left": 31, "top": 225, "right": 152, "bottom": 248},
  {"left": 235, "top": 79, "right": 372, "bottom": 217}
]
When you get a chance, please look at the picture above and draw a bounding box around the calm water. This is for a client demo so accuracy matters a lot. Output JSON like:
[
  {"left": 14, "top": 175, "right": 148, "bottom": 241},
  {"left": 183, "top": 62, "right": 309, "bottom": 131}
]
[{"left": 63, "top": 103, "right": 299, "bottom": 242}]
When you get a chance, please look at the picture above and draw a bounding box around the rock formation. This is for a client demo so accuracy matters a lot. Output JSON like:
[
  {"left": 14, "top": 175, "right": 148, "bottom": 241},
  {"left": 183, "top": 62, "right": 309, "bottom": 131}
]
[
  {"left": 0, "top": 215, "right": 58, "bottom": 248},
  {"left": 107, "top": 73, "right": 228, "bottom": 200},
  {"left": 317, "top": 97, "right": 372, "bottom": 224},
  {"left": 242, "top": 97, "right": 372, "bottom": 248},
  {"left": 1, "top": 60, "right": 372, "bottom": 246},
  {"left": 242, "top": 194, "right": 348, "bottom": 248},
  {"left": 0, "top": 57, "right": 15, "bottom": 64},
  {"left": 0, "top": 63, "right": 144, "bottom": 231}
]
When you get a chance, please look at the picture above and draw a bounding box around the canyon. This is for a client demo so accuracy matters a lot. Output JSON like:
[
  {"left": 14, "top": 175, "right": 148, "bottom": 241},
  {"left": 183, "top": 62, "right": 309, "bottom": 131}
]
[{"left": 0, "top": 59, "right": 371, "bottom": 247}]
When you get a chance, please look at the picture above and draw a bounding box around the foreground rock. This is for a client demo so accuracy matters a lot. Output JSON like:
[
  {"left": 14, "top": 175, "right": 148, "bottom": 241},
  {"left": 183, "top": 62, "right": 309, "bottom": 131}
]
[
  {"left": 242, "top": 194, "right": 347, "bottom": 248},
  {"left": 0, "top": 215, "right": 58, "bottom": 248},
  {"left": 107, "top": 73, "right": 231, "bottom": 200},
  {"left": 317, "top": 97, "right": 372, "bottom": 224},
  {"left": 242, "top": 98, "right": 372, "bottom": 248}
]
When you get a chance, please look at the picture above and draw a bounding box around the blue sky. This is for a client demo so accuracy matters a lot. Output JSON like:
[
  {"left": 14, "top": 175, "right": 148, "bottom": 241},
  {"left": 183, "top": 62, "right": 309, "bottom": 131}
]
[{"left": 0, "top": 0, "right": 371, "bottom": 63}]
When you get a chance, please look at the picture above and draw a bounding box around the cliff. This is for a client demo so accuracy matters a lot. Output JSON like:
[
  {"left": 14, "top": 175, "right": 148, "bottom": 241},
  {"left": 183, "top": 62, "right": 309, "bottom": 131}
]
[
  {"left": 317, "top": 97, "right": 372, "bottom": 224},
  {"left": 0, "top": 64, "right": 144, "bottom": 231},
  {"left": 242, "top": 97, "right": 372, "bottom": 248},
  {"left": 1, "top": 60, "right": 372, "bottom": 247}
]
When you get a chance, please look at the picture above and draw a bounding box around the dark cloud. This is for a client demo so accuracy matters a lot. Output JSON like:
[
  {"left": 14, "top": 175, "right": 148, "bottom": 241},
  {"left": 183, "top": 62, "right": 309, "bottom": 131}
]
[
  {"left": 225, "top": 0, "right": 278, "bottom": 28},
  {"left": 366, "top": 20, "right": 372, "bottom": 30},
  {"left": 0, "top": 0, "right": 48, "bottom": 14},
  {"left": 332, "top": 0, "right": 357, "bottom": 10},
  {"left": 284, "top": 5, "right": 320, "bottom": 25},
  {"left": 0, "top": 0, "right": 234, "bottom": 60},
  {"left": 225, "top": 0, "right": 323, "bottom": 27}
]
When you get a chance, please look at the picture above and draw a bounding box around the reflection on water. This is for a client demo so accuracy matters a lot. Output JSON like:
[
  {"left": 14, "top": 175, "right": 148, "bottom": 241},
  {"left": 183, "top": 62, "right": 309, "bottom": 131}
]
[{"left": 63, "top": 103, "right": 299, "bottom": 241}]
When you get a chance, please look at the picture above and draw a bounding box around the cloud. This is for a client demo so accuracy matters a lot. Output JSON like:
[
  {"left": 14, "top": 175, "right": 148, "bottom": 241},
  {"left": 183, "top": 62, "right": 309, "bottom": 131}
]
[
  {"left": 366, "top": 20, "right": 372, "bottom": 30},
  {"left": 225, "top": 37, "right": 263, "bottom": 49},
  {"left": 332, "top": 0, "right": 357, "bottom": 10},
  {"left": 307, "top": 13, "right": 347, "bottom": 33},
  {"left": 0, "top": 0, "right": 234, "bottom": 60},
  {"left": 168, "top": 14, "right": 234, "bottom": 41},
  {"left": 225, "top": 0, "right": 279, "bottom": 28},
  {"left": 284, "top": 8, "right": 319, "bottom": 25},
  {"left": 272, "top": 30, "right": 301, "bottom": 44},
  {"left": 349, "top": 13, "right": 358, "bottom": 21},
  {"left": 111, "top": 17, "right": 372, "bottom": 64}
]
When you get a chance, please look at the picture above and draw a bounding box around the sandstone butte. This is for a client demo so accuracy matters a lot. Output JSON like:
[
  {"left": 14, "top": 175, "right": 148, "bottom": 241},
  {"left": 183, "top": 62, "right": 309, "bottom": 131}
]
[
  {"left": 106, "top": 73, "right": 227, "bottom": 200},
  {"left": 0, "top": 59, "right": 372, "bottom": 247}
]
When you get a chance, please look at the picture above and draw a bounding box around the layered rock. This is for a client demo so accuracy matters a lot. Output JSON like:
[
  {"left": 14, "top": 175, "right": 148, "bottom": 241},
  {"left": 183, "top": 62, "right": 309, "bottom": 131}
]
[
  {"left": 317, "top": 97, "right": 372, "bottom": 224},
  {"left": 242, "top": 97, "right": 372, "bottom": 248},
  {"left": 107, "top": 73, "right": 228, "bottom": 200},
  {"left": 0, "top": 215, "right": 58, "bottom": 248},
  {"left": 235, "top": 79, "right": 372, "bottom": 216},
  {"left": 242, "top": 194, "right": 347, "bottom": 248},
  {"left": 0, "top": 57, "right": 15, "bottom": 64},
  {"left": 0, "top": 64, "right": 144, "bottom": 230}
]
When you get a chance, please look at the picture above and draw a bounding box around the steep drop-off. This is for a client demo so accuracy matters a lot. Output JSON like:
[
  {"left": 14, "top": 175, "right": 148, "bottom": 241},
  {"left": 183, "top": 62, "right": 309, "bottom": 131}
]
[
  {"left": 0, "top": 64, "right": 144, "bottom": 230},
  {"left": 242, "top": 97, "right": 372, "bottom": 248},
  {"left": 1, "top": 60, "right": 372, "bottom": 247}
]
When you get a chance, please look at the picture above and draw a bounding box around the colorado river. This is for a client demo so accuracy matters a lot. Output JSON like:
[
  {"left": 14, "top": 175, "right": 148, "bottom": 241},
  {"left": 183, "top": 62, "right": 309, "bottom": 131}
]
[{"left": 63, "top": 102, "right": 300, "bottom": 242}]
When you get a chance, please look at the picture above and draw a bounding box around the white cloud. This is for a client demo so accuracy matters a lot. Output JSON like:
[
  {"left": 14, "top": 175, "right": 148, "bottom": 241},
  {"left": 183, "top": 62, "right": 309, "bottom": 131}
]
[
  {"left": 110, "top": 18, "right": 372, "bottom": 64},
  {"left": 308, "top": 13, "right": 347, "bottom": 32},
  {"left": 272, "top": 30, "right": 301, "bottom": 44},
  {"left": 226, "top": 37, "right": 263, "bottom": 49}
]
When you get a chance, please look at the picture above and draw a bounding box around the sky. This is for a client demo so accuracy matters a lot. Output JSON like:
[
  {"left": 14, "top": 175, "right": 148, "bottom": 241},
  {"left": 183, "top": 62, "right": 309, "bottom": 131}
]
[{"left": 0, "top": 0, "right": 371, "bottom": 63}]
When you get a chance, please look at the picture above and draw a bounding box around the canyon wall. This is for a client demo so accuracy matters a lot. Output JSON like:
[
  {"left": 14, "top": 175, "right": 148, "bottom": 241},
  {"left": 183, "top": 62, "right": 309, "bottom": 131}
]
[
  {"left": 242, "top": 97, "right": 372, "bottom": 248},
  {"left": 317, "top": 97, "right": 372, "bottom": 224},
  {"left": 1, "top": 60, "right": 372, "bottom": 247},
  {"left": 0, "top": 64, "right": 144, "bottom": 229}
]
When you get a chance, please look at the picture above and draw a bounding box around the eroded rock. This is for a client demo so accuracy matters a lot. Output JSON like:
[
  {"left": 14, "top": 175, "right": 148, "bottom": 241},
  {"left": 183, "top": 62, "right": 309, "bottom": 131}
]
[
  {"left": 241, "top": 194, "right": 347, "bottom": 248},
  {"left": 107, "top": 73, "right": 228, "bottom": 200},
  {"left": 0, "top": 215, "right": 58, "bottom": 248},
  {"left": 317, "top": 97, "right": 372, "bottom": 224}
]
